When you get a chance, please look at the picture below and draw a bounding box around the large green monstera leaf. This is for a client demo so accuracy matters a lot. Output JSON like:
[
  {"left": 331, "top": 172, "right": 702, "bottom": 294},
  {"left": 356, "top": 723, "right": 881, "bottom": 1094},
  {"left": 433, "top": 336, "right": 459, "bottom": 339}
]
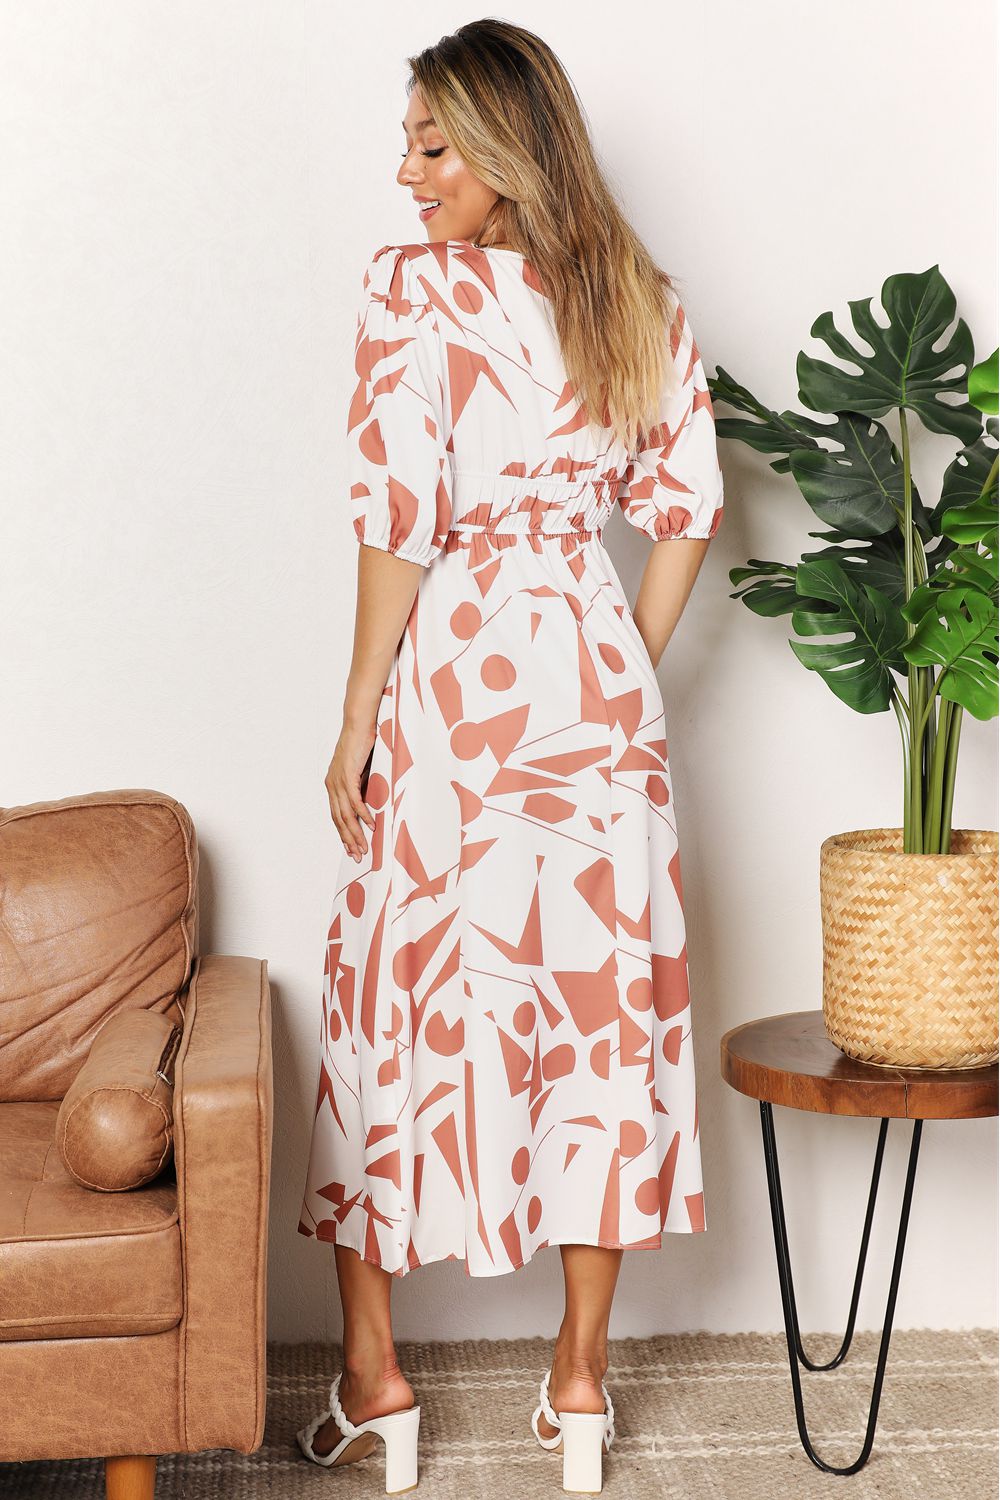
[
  {"left": 711, "top": 373, "right": 934, "bottom": 538},
  {"left": 788, "top": 557, "right": 908, "bottom": 713},
  {"left": 797, "top": 266, "right": 982, "bottom": 444},
  {"left": 731, "top": 531, "right": 915, "bottom": 619},
  {"left": 789, "top": 413, "right": 935, "bottom": 540},
  {"left": 916, "top": 427, "right": 1000, "bottom": 608},
  {"left": 710, "top": 369, "right": 818, "bottom": 474},
  {"left": 728, "top": 560, "right": 801, "bottom": 619},
  {"left": 931, "top": 419, "right": 999, "bottom": 531},
  {"left": 970, "top": 351, "right": 999, "bottom": 416},
  {"left": 915, "top": 535, "right": 999, "bottom": 608},
  {"left": 903, "top": 587, "right": 999, "bottom": 720}
]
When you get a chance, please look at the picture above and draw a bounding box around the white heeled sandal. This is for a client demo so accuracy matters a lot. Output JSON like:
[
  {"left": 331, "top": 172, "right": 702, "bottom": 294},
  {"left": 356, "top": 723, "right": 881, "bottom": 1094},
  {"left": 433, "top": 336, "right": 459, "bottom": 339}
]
[
  {"left": 297, "top": 1371, "right": 421, "bottom": 1494},
  {"left": 531, "top": 1367, "right": 615, "bottom": 1494}
]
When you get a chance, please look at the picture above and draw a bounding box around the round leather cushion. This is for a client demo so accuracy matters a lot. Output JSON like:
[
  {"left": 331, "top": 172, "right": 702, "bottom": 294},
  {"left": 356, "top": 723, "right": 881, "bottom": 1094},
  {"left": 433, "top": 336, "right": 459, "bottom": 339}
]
[{"left": 56, "top": 1007, "right": 180, "bottom": 1191}]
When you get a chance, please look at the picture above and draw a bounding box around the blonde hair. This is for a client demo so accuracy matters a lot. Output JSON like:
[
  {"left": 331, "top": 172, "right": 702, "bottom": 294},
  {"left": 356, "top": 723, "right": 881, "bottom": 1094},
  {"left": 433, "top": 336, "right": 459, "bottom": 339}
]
[{"left": 406, "top": 18, "right": 683, "bottom": 455}]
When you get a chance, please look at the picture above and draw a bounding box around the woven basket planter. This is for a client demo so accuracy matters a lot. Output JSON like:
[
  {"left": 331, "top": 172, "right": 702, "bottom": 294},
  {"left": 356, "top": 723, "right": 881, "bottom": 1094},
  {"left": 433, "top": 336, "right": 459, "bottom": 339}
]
[{"left": 820, "top": 827, "right": 999, "bottom": 1070}]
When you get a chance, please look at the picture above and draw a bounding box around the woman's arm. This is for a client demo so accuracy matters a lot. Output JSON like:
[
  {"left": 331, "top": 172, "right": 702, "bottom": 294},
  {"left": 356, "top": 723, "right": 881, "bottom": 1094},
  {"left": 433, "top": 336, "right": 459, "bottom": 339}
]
[
  {"left": 632, "top": 536, "right": 711, "bottom": 669},
  {"left": 326, "top": 545, "right": 422, "bottom": 862}
]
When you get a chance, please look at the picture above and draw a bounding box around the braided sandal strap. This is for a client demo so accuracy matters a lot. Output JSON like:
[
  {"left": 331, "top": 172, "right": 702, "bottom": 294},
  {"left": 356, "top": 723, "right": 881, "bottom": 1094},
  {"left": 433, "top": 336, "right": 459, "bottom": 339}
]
[
  {"left": 532, "top": 1368, "right": 616, "bottom": 1451},
  {"left": 327, "top": 1371, "right": 362, "bottom": 1438},
  {"left": 539, "top": 1369, "right": 560, "bottom": 1428},
  {"left": 600, "top": 1380, "right": 616, "bottom": 1449},
  {"left": 530, "top": 1369, "right": 562, "bottom": 1449}
]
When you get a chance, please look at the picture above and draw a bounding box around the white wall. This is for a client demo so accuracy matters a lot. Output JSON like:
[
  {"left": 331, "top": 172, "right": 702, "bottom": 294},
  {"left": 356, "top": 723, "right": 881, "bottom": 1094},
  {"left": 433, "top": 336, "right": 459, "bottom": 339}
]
[{"left": 2, "top": 0, "right": 996, "bottom": 1344}]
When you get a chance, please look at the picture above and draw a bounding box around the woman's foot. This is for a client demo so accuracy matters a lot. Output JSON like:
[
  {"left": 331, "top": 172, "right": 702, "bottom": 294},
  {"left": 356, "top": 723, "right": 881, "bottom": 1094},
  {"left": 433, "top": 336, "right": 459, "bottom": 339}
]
[
  {"left": 311, "top": 1364, "right": 415, "bottom": 1458},
  {"left": 534, "top": 1343, "right": 608, "bottom": 1441}
]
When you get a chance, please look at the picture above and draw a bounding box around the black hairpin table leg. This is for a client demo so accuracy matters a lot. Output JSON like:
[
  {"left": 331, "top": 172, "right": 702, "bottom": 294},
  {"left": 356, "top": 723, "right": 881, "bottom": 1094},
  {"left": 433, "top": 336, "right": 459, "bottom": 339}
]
[{"left": 759, "top": 1100, "right": 924, "bottom": 1474}]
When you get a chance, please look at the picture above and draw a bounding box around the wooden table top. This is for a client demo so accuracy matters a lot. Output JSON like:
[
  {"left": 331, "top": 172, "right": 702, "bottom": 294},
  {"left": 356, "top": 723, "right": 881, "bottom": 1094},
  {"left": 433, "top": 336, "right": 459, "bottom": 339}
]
[{"left": 720, "top": 1010, "right": 999, "bottom": 1120}]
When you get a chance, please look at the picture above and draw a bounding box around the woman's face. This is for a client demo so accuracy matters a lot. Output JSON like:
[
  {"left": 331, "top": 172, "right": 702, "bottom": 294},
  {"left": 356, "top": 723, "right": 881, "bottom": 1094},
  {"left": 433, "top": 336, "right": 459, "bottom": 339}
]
[{"left": 397, "top": 89, "right": 500, "bottom": 245}]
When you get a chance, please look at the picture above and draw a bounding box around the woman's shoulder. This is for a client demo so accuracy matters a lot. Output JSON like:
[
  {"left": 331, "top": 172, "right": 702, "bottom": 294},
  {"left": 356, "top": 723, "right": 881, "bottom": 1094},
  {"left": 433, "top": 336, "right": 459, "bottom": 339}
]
[
  {"left": 356, "top": 242, "right": 455, "bottom": 308},
  {"left": 356, "top": 239, "right": 539, "bottom": 320},
  {"left": 368, "top": 241, "right": 442, "bottom": 263},
  {"left": 362, "top": 241, "right": 447, "bottom": 278}
]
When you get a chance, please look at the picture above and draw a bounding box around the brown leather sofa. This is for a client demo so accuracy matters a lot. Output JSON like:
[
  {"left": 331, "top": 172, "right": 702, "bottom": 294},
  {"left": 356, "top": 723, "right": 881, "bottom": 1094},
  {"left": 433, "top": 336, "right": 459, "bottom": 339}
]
[{"left": 0, "top": 789, "right": 274, "bottom": 1499}]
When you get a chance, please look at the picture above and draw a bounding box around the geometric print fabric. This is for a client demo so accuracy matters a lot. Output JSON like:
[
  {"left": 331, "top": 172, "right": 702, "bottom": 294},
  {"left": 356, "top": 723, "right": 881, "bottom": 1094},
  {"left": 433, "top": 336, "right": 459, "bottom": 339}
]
[{"left": 298, "top": 238, "right": 725, "bottom": 1276}]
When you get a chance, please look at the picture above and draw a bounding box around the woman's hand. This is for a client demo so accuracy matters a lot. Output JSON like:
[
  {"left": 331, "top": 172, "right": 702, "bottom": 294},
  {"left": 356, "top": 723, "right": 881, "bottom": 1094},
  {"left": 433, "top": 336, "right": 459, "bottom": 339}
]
[
  {"left": 326, "top": 720, "right": 378, "bottom": 862},
  {"left": 328, "top": 543, "right": 424, "bottom": 862}
]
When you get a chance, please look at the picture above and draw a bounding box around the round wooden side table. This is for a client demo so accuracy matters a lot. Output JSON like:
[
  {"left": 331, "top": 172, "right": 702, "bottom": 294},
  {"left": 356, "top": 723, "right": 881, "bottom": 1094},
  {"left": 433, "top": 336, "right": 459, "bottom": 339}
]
[{"left": 720, "top": 1009, "right": 998, "bottom": 1475}]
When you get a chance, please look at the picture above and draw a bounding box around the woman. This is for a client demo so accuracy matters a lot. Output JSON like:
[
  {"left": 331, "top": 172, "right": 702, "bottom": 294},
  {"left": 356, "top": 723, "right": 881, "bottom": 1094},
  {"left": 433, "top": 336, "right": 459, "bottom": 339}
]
[{"left": 296, "top": 18, "right": 724, "bottom": 1494}]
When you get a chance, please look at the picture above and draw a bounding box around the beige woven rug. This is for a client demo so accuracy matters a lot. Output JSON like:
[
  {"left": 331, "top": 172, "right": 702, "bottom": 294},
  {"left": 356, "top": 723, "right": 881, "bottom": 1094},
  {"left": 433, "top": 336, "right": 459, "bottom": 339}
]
[{"left": 1, "top": 1329, "right": 996, "bottom": 1498}]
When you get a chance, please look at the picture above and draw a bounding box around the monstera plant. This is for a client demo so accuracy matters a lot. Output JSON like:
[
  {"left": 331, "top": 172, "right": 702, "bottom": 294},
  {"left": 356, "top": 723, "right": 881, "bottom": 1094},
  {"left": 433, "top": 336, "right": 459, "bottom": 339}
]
[{"left": 709, "top": 265, "right": 999, "bottom": 1069}]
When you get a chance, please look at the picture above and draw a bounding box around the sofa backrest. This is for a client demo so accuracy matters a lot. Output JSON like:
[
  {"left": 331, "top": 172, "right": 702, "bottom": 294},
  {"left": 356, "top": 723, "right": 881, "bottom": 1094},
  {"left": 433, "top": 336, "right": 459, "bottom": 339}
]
[{"left": 0, "top": 789, "right": 198, "bottom": 1100}]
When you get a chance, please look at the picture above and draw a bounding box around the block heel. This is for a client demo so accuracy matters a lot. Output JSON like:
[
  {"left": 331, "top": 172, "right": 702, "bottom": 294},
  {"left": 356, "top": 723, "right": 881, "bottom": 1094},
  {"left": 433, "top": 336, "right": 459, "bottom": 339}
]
[
  {"left": 530, "top": 1366, "right": 616, "bottom": 1493},
  {"left": 370, "top": 1404, "right": 421, "bottom": 1494},
  {"left": 558, "top": 1410, "right": 608, "bottom": 1493}
]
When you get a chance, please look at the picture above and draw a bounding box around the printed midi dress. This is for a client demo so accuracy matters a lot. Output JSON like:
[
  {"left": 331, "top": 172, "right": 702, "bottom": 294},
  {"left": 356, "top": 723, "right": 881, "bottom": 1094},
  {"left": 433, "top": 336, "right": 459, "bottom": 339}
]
[{"left": 298, "top": 238, "right": 725, "bottom": 1277}]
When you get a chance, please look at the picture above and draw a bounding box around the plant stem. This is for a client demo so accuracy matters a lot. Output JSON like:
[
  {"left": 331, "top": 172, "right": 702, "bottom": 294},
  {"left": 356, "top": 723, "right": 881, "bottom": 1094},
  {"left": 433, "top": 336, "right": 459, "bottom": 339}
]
[
  {"left": 891, "top": 688, "right": 911, "bottom": 848},
  {"left": 923, "top": 695, "right": 950, "bottom": 852},
  {"left": 913, "top": 669, "right": 942, "bottom": 743},
  {"left": 899, "top": 409, "right": 922, "bottom": 852},
  {"left": 940, "top": 702, "right": 964, "bottom": 853},
  {"left": 922, "top": 663, "right": 936, "bottom": 821}
]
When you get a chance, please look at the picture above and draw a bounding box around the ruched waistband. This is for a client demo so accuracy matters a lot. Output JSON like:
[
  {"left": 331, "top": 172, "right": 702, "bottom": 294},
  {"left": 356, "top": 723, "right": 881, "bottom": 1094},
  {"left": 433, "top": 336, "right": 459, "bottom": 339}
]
[
  {"left": 446, "top": 468, "right": 620, "bottom": 540},
  {"left": 447, "top": 521, "right": 602, "bottom": 537},
  {"left": 441, "top": 527, "right": 602, "bottom": 560}
]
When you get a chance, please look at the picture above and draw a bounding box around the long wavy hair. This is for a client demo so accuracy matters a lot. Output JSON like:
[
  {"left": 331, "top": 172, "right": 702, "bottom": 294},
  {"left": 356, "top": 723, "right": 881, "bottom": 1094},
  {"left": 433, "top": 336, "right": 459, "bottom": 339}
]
[{"left": 406, "top": 18, "right": 683, "bottom": 455}]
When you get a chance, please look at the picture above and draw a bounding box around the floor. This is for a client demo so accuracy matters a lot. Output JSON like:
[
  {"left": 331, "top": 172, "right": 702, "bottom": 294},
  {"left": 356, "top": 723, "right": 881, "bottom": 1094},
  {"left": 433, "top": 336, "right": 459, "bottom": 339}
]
[{"left": 1, "top": 1329, "right": 996, "bottom": 1498}]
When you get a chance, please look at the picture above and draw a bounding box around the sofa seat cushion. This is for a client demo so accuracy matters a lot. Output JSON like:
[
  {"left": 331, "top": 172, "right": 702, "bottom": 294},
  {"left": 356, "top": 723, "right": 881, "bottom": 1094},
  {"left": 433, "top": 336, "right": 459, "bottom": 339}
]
[{"left": 0, "top": 1102, "right": 182, "bottom": 1342}]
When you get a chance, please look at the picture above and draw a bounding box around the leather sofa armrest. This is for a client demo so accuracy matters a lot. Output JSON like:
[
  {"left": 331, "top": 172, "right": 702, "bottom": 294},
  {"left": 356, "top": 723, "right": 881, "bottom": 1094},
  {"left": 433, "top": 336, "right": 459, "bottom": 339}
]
[{"left": 172, "top": 953, "right": 273, "bottom": 1452}]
